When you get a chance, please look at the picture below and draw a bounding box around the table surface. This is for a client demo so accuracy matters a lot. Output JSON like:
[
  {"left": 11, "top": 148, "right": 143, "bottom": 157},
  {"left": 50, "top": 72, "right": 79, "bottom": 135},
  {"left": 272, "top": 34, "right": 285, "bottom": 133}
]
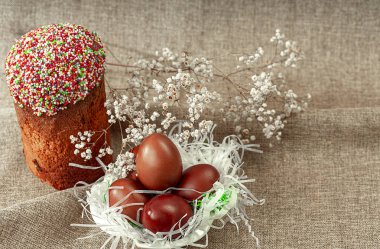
[{"left": 0, "top": 1, "right": 379, "bottom": 248}]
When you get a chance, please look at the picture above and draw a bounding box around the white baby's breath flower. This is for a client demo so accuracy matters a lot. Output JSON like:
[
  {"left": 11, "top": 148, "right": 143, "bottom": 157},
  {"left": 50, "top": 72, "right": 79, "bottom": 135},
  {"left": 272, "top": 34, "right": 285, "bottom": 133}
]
[{"left": 71, "top": 29, "right": 309, "bottom": 160}]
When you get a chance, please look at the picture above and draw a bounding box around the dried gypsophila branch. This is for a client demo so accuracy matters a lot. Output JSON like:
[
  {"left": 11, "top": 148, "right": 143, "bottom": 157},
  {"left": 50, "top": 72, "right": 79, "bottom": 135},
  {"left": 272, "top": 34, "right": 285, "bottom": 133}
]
[{"left": 70, "top": 29, "right": 310, "bottom": 175}]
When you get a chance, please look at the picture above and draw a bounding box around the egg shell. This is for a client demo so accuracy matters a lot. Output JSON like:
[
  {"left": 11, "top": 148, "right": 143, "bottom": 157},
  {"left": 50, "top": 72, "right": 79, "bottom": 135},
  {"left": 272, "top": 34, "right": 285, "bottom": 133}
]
[
  {"left": 175, "top": 164, "right": 220, "bottom": 201},
  {"left": 136, "top": 133, "right": 183, "bottom": 190},
  {"left": 108, "top": 178, "right": 150, "bottom": 221},
  {"left": 141, "top": 194, "right": 193, "bottom": 236}
]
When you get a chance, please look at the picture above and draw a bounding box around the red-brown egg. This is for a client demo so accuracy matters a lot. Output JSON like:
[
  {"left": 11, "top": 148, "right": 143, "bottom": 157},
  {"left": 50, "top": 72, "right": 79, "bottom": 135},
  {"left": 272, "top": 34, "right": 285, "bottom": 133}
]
[
  {"left": 141, "top": 194, "right": 193, "bottom": 235},
  {"left": 136, "top": 133, "right": 183, "bottom": 190},
  {"left": 108, "top": 178, "right": 150, "bottom": 221},
  {"left": 175, "top": 164, "right": 220, "bottom": 201}
]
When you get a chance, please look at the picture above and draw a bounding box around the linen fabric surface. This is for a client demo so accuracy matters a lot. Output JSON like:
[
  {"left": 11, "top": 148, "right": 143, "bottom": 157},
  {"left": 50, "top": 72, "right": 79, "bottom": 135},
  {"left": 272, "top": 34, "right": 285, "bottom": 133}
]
[{"left": 0, "top": 1, "right": 379, "bottom": 248}]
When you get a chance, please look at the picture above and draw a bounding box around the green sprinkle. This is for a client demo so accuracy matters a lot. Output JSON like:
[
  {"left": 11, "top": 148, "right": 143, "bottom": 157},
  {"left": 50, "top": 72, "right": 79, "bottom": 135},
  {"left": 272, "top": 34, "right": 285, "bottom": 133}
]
[{"left": 77, "top": 68, "right": 86, "bottom": 78}]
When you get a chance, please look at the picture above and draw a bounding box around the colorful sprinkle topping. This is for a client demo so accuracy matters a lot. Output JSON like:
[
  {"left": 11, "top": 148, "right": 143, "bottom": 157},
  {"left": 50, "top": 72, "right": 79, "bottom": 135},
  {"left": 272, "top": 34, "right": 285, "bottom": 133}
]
[{"left": 5, "top": 23, "right": 106, "bottom": 116}]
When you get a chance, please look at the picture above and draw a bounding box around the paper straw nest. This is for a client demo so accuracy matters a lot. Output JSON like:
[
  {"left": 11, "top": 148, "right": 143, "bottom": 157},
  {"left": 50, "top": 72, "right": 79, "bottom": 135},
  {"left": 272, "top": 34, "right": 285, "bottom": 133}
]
[{"left": 72, "top": 126, "right": 264, "bottom": 249}]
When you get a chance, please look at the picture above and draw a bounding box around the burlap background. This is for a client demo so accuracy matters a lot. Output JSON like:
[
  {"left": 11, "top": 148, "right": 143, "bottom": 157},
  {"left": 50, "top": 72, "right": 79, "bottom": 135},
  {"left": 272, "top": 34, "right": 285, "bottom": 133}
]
[{"left": 1, "top": 0, "right": 379, "bottom": 248}]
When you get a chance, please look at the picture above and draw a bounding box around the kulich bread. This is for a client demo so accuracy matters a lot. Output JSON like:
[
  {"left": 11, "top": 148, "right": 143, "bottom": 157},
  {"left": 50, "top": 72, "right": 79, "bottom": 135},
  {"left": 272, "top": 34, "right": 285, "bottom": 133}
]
[{"left": 5, "top": 24, "right": 111, "bottom": 190}]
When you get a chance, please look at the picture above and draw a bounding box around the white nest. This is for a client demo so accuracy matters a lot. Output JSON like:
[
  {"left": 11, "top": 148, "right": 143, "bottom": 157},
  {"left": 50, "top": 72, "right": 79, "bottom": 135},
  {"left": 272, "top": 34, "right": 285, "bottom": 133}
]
[{"left": 71, "top": 126, "right": 264, "bottom": 249}]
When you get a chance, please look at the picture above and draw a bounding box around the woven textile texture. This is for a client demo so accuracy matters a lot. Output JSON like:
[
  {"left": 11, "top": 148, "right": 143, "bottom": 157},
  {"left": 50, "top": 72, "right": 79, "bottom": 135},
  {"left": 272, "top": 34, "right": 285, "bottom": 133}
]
[{"left": 0, "top": 0, "right": 379, "bottom": 248}]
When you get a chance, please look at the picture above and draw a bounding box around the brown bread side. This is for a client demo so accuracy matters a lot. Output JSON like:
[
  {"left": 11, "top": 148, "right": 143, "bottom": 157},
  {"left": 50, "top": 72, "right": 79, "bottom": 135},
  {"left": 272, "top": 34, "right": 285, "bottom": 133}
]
[{"left": 15, "top": 81, "right": 111, "bottom": 190}]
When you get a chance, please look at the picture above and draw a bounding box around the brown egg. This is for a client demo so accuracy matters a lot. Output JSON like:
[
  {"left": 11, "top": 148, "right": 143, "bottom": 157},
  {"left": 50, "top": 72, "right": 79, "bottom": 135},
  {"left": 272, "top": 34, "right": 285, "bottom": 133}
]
[
  {"left": 108, "top": 178, "right": 150, "bottom": 221},
  {"left": 141, "top": 194, "right": 193, "bottom": 236},
  {"left": 175, "top": 164, "right": 220, "bottom": 201},
  {"left": 136, "top": 133, "right": 183, "bottom": 190}
]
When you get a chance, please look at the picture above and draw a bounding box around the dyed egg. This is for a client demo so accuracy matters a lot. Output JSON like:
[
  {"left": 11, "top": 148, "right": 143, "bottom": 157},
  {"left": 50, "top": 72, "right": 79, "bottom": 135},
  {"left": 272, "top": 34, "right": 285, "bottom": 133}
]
[
  {"left": 108, "top": 178, "right": 150, "bottom": 221},
  {"left": 141, "top": 194, "right": 193, "bottom": 235},
  {"left": 175, "top": 164, "right": 220, "bottom": 201},
  {"left": 136, "top": 133, "right": 183, "bottom": 190}
]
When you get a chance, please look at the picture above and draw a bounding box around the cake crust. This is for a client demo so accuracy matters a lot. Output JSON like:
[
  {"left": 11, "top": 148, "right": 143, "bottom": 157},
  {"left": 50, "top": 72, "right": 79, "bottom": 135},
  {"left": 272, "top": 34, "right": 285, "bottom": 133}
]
[{"left": 15, "top": 80, "right": 111, "bottom": 190}]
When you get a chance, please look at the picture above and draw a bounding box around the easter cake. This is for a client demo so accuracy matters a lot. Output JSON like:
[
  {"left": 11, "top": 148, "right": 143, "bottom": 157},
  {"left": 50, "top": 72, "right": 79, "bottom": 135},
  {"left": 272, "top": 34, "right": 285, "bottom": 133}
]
[{"left": 4, "top": 23, "right": 111, "bottom": 190}]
